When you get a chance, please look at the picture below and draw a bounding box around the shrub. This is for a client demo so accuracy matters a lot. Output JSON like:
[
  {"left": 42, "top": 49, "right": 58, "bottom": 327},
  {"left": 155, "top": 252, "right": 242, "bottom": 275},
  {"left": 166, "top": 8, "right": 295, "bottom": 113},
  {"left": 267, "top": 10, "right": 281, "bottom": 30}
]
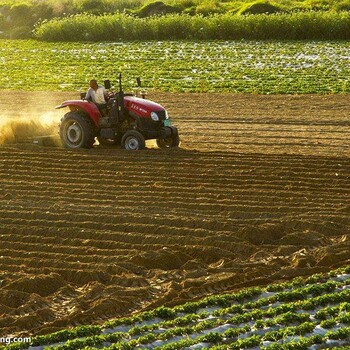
[
  {"left": 133, "top": 1, "right": 180, "bottom": 17},
  {"left": 153, "top": 306, "right": 177, "bottom": 319},
  {"left": 195, "top": 0, "right": 225, "bottom": 15},
  {"left": 303, "top": 0, "right": 331, "bottom": 11},
  {"left": 238, "top": 0, "right": 285, "bottom": 15},
  {"left": 31, "top": 2, "right": 53, "bottom": 21},
  {"left": 7, "top": 25, "right": 32, "bottom": 39},
  {"left": 334, "top": 0, "right": 350, "bottom": 12},
  {"left": 73, "top": 0, "right": 107, "bottom": 14},
  {"left": 33, "top": 11, "right": 350, "bottom": 41},
  {"left": 10, "top": 2, "right": 32, "bottom": 21}
]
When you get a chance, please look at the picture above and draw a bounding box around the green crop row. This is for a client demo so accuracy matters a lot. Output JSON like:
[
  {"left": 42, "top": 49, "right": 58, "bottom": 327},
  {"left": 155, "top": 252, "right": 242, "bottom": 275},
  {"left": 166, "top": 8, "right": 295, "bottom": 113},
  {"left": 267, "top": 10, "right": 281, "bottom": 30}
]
[
  {"left": 7, "top": 267, "right": 350, "bottom": 350},
  {"left": 40, "top": 288, "right": 350, "bottom": 350},
  {"left": 315, "top": 302, "right": 350, "bottom": 320},
  {"left": 1, "top": 39, "right": 350, "bottom": 94},
  {"left": 82, "top": 322, "right": 349, "bottom": 349},
  {"left": 33, "top": 11, "right": 350, "bottom": 42}
]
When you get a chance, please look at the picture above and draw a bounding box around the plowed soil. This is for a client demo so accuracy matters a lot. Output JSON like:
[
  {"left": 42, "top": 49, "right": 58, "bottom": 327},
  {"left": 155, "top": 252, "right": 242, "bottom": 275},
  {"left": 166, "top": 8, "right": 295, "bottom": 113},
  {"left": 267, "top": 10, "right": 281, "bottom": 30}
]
[{"left": 0, "top": 92, "right": 349, "bottom": 337}]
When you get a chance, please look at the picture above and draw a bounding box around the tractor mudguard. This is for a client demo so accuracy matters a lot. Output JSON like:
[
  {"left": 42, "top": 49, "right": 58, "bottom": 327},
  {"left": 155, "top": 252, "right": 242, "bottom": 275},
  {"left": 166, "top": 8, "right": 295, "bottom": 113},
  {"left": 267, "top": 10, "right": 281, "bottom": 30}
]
[
  {"left": 159, "top": 126, "right": 178, "bottom": 139},
  {"left": 56, "top": 100, "right": 101, "bottom": 127},
  {"left": 166, "top": 126, "right": 179, "bottom": 137}
]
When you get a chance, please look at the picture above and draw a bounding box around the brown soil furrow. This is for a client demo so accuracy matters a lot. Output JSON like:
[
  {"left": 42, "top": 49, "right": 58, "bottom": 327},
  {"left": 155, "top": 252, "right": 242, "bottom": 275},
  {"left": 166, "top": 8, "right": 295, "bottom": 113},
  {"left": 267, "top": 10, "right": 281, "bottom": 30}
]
[
  {"left": 1, "top": 191, "right": 348, "bottom": 207},
  {"left": 1, "top": 163, "right": 347, "bottom": 181},
  {"left": 1, "top": 150, "right": 346, "bottom": 167},
  {"left": 2, "top": 187, "right": 347, "bottom": 204},
  {"left": 3, "top": 158, "right": 337, "bottom": 171},
  {"left": 184, "top": 138, "right": 348, "bottom": 147},
  {"left": 1, "top": 191, "right": 347, "bottom": 210},
  {"left": 1, "top": 146, "right": 347, "bottom": 162},
  {"left": 0, "top": 237, "right": 249, "bottom": 258},
  {"left": 180, "top": 128, "right": 349, "bottom": 138},
  {"left": 179, "top": 120, "right": 350, "bottom": 128},
  {"left": 0, "top": 221, "right": 244, "bottom": 240},
  {"left": 0, "top": 210, "right": 345, "bottom": 235},
  {"left": 0, "top": 249, "right": 138, "bottom": 266},
  {"left": 3, "top": 186, "right": 348, "bottom": 203},
  {"left": 0, "top": 263, "right": 125, "bottom": 278},
  {"left": 1, "top": 176, "right": 347, "bottom": 196},
  {"left": 0, "top": 254, "right": 131, "bottom": 272},
  {"left": 0, "top": 208, "right": 345, "bottom": 231},
  {"left": 0, "top": 218, "right": 343, "bottom": 245},
  {"left": 181, "top": 115, "right": 349, "bottom": 122},
  {"left": 0, "top": 202, "right": 345, "bottom": 221},
  {"left": 1, "top": 161, "right": 347, "bottom": 175},
  {"left": 1, "top": 156, "right": 343, "bottom": 168}
]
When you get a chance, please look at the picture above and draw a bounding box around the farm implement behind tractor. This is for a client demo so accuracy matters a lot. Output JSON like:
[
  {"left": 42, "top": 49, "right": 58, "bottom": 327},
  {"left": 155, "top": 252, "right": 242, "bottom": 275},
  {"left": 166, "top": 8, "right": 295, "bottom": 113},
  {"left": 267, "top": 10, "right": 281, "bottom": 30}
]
[{"left": 56, "top": 75, "right": 180, "bottom": 150}]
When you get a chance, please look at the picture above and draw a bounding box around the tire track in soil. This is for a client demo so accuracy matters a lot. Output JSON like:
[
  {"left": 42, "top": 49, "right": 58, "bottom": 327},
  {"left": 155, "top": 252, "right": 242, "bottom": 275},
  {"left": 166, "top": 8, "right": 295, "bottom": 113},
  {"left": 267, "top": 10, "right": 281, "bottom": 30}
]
[{"left": 0, "top": 92, "right": 349, "bottom": 337}]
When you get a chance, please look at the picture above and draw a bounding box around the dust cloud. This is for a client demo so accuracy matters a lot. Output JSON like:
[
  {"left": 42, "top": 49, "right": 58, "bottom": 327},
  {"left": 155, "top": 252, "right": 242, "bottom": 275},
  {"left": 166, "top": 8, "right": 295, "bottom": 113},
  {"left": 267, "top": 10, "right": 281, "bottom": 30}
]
[
  {"left": 0, "top": 91, "right": 75, "bottom": 146},
  {"left": 0, "top": 113, "right": 60, "bottom": 145}
]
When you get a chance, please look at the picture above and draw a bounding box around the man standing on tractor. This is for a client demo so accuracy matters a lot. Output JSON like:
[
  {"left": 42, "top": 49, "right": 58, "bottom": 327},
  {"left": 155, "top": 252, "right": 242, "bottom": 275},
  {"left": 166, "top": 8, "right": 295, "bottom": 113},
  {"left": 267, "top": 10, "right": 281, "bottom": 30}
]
[{"left": 85, "top": 79, "right": 108, "bottom": 117}]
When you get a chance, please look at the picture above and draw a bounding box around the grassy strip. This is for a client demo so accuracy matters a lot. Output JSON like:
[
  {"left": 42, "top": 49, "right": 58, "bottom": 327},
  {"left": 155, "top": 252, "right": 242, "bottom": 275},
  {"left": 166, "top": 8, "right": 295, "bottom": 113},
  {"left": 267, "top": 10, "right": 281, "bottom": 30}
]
[
  {"left": 3, "top": 0, "right": 350, "bottom": 39},
  {"left": 34, "top": 11, "right": 350, "bottom": 42}
]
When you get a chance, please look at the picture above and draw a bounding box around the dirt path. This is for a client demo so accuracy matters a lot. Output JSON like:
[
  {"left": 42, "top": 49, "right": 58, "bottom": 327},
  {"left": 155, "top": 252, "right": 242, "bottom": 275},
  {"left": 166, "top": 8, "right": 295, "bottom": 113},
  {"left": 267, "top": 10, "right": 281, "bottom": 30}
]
[{"left": 0, "top": 92, "right": 349, "bottom": 336}]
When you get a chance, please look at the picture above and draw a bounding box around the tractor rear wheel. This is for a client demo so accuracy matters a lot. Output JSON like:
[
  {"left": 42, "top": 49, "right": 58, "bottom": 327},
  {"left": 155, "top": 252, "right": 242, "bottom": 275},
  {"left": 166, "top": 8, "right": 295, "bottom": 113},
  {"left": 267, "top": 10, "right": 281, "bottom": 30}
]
[
  {"left": 156, "top": 134, "right": 180, "bottom": 148},
  {"left": 121, "top": 130, "right": 145, "bottom": 150},
  {"left": 59, "top": 112, "right": 95, "bottom": 149}
]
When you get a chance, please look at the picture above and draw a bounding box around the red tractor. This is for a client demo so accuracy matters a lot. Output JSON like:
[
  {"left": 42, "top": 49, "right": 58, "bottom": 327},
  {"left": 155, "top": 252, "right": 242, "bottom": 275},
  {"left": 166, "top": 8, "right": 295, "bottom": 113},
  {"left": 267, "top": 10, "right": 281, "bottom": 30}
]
[{"left": 56, "top": 75, "right": 180, "bottom": 150}]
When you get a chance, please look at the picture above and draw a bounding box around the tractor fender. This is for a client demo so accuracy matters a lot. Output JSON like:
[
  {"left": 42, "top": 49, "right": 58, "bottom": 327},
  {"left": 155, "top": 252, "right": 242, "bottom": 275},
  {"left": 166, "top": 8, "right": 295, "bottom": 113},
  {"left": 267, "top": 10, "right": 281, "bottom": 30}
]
[
  {"left": 166, "top": 126, "right": 179, "bottom": 137},
  {"left": 56, "top": 100, "right": 100, "bottom": 127},
  {"left": 160, "top": 126, "right": 178, "bottom": 138}
]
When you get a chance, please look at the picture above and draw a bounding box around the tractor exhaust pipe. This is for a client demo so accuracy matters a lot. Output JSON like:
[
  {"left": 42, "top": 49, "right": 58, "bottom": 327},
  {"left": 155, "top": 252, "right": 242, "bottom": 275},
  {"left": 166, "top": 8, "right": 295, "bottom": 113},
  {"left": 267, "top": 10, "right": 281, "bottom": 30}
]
[
  {"left": 119, "top": 73, "right": 123, "bottom": 94},
  {"left": 136, "top": 77, "right": 146, "bottom": 99},
  {"left": 117, "top": 73, "right": 126, "bottom": 119}
]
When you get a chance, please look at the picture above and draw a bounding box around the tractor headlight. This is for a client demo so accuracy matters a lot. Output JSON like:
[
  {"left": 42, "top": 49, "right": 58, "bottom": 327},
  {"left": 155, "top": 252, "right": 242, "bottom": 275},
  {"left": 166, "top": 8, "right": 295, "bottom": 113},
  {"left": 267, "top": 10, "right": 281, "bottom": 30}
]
[
  {"left": 151, "top": 112, "right": 159, "bottom": 121},
  {"left": 165, "top": 110, "right": 169, "bottom": 119}
]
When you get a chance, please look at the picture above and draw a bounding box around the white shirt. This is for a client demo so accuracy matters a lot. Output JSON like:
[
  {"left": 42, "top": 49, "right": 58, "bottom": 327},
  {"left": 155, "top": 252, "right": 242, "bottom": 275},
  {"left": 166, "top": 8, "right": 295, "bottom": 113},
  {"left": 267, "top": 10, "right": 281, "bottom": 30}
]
[{"left": 85, "top": 86, "right": 106, "bottom": 104}]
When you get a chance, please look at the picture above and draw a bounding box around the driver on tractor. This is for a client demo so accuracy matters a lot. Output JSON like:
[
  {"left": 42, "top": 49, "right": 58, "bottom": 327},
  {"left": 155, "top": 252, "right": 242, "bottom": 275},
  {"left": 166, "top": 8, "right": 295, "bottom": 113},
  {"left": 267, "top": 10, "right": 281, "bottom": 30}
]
[{"left": 85, "top": 79, "right": 108, "bottom": 117}]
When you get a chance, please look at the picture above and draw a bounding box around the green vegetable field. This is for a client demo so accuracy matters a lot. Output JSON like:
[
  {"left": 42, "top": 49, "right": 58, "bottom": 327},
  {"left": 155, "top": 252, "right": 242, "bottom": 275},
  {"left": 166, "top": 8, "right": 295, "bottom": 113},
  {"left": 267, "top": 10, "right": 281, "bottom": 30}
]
[
  {"left": 1, "top": 39, "right": 350, "bottom": 93},
  {"left": 7, "top": 265, "right": 350, "bottom": 349}
]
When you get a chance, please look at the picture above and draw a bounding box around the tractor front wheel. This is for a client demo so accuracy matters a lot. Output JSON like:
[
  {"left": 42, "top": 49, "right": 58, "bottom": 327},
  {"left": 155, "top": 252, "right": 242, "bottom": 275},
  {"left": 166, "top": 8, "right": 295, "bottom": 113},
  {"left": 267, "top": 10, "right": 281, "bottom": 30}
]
[
  {"left": 121, "top": 130, "right": 145, "bottom": 150},
  {"left": 59, "top": 112, "right": 95, "bottom": 149},
  {"left": 156, "top": 134, "right": 180, "bottom": 148}
]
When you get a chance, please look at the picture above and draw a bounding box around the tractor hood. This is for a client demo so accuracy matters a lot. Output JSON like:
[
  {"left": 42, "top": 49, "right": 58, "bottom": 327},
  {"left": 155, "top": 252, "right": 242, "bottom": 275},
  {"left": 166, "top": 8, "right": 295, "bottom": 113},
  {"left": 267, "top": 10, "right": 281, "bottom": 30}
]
[{"left": 124, "top": 96, "right": 165, "bottom": 118}]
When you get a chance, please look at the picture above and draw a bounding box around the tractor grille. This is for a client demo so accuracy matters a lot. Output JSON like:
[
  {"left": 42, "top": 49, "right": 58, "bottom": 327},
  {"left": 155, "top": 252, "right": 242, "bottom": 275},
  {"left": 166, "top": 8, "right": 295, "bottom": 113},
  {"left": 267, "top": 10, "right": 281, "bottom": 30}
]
[
  {"left": 156, "top": 110, "right": 166, "bottom": 121},
  {"left": 139, "top": 110, "right": 166, "bottom": 136}
]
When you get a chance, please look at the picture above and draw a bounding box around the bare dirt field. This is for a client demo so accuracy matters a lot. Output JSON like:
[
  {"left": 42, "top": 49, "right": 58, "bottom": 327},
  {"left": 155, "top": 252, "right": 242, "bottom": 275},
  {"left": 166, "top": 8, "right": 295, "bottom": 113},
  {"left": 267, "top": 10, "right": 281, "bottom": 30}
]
[{"left": 0, "top": 92, "right": 349, "bottom": 337}]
